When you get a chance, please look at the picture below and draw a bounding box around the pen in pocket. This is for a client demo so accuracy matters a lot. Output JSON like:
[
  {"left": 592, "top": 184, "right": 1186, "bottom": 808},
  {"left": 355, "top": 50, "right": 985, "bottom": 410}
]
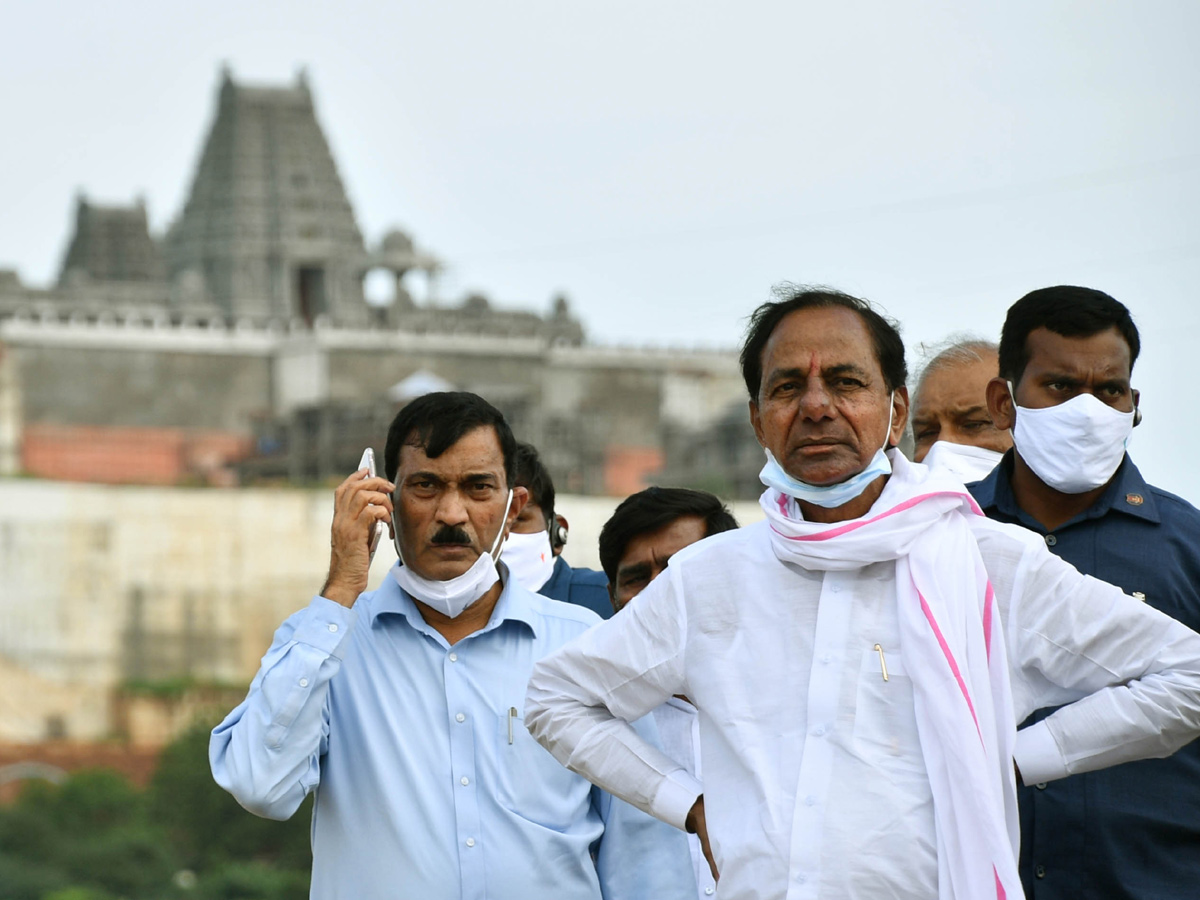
[
  {"left": 873, "top": 643, "right": 889, "bottom": 682},
  {"left": 508, "top": 707, "right": 517, "bottom": 744}
]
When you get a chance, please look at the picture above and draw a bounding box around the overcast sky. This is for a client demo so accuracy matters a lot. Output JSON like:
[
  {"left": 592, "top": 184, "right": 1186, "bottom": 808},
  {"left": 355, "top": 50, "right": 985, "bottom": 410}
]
[{"left": 4, "top": 1, "right": 1200, "bottom": 497}]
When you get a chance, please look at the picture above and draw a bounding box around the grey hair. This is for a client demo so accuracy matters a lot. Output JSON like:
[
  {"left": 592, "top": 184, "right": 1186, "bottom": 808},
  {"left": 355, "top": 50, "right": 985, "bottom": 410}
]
[{"left": 911, "top": 335, "right": 999, "bottom": 405}]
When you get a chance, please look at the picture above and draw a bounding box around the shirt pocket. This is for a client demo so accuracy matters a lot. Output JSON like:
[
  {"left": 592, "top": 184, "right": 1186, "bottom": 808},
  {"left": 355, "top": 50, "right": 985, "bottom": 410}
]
[
  {"left": 494, "top": 711, "right": 591, "bottom": 830},
  {"left": 851, "top": 648, "right": 924, "bottom": 777}
]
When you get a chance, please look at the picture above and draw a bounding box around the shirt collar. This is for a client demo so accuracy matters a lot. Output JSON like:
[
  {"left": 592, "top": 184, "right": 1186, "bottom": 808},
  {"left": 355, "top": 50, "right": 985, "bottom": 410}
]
[
  {"left": 975, "top": 450, "right": 1160, "bottom": 526},
  {"left": 367, "top": 561, "right": 541, "bottom": 638}
]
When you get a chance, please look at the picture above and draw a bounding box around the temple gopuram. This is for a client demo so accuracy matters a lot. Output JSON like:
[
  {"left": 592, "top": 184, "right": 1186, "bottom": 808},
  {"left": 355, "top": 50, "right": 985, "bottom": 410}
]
[{"left": 0, "top": 67, "right": 752, "bottom": 497}]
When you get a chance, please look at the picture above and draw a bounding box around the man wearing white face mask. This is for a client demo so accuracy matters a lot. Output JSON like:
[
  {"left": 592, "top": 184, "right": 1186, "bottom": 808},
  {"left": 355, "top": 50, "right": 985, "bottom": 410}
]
[
  {"left": 910, "top": 338, "right": 1012, "bottom": 483},
  {"left": 502, "top": 442, "right": 612, "bottom": 618},
  {"left": 526, "top": 285, "right": 1200, "bottom": 900},
  {"left": 210, "top": 391, "right": 696, "bottom": 900},
  {"left": 972, "top": 286, "right": 1200, "bottom": 900}
]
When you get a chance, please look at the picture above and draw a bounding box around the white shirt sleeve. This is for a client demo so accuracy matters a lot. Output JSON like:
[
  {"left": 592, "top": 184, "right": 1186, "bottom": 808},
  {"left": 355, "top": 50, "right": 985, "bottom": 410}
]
[
  {"left": 525, "top": 564, "right": 702, "bottom": 830},
  {"left": 987, "top": 524, "right": 1200, "bottom": 784}
]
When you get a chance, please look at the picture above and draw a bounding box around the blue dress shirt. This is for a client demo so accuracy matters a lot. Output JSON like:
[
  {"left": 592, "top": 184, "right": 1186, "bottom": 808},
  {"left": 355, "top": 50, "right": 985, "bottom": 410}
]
[
  {"left": 539, "top": 557, "right": 613, "bottom": 620},
  {"left": 971, "top": 453, "right": 1200, "bottom": 900},
  {"left": 210, "top": 566, "right": 695, "bottom": 900}
]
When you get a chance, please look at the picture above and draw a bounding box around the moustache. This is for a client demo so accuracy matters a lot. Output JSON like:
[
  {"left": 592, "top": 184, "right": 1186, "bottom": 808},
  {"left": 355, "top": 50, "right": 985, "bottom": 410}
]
[{"left": 431, "top": 526, "right": 472, "bottom": 546}]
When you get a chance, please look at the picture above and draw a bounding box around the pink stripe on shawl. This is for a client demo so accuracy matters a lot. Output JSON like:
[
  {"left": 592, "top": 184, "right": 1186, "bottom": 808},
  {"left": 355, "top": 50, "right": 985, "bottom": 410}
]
[
  {"left": 994, "top": 866, "right": 1007, "bottom": 900},
  {"left": 772, "top": 490, "right": 984, "bottom": 542},
  {"left": 918, "top": 590, "right": 983, "bottom": 745}
]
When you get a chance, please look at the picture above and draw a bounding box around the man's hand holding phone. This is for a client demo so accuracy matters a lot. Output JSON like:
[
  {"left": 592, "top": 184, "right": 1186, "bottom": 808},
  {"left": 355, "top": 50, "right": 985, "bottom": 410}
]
[{"left": 322, "top": 450, "right": 395, "bottom": 609}]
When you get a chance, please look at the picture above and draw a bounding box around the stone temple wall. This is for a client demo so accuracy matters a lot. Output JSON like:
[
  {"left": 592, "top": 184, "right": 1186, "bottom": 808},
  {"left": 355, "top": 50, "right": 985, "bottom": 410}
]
[
  {"left": 13, "top": 343, "right": 272, "bottom": 432},
  {"left": 0, "top": 314, "right": 748, "bottom": 494}
]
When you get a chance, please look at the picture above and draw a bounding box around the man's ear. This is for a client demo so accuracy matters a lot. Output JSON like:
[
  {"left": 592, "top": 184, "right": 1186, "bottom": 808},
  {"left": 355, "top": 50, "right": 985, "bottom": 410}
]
[
  {"left": 749, "top": 398, "right": 766, "bottom": 447},
  {"left": 1133, "top": 389, "right": 1142, "bottom": 426},
  {"left": 986, "top": 377, "right": 1015, "bottom": 431},
  {"left": 507, "top": 486, "right": 530, "bottom": 536},
  {"left": 888, "top": 387, "right": 909, "bottom": 447}
]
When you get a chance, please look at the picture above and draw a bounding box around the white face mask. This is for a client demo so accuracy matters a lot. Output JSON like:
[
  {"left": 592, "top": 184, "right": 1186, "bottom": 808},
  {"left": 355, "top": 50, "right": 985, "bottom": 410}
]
[
  {"left": 501, "top": 528, "right": 556, "bottom": 592},
  {"left": 1008, "top": 384, "right": 1134, "bottom": 494},
  {"left": 758, "top": 392, "right": 896, "bottom": 508},
  {"left": 391, "top": 490, "right": 514, "bottom": 618},
  {"left": 920, "top": 440, "right": 1004, "bottom": 484}
]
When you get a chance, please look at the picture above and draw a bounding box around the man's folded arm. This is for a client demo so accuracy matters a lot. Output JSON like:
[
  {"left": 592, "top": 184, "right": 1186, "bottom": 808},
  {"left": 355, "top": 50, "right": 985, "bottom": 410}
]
[
  {"left": 1006, "top": 538, "right": 1200, "bottom": 785},
  {"left": 209, "top": 595, "right": 355, "bottom": 820},
  {"left": 525, "top": 568, "right": 701, "bottom": 830}
]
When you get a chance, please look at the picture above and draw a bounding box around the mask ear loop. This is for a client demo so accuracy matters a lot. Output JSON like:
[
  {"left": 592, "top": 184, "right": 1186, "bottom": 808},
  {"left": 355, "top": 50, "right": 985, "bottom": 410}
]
[
  {"left": 882, "top": 390, "right": 896, "bottom": 450},
  {"left": 488, "top": 490, "right": 515, "bottom": 561}
]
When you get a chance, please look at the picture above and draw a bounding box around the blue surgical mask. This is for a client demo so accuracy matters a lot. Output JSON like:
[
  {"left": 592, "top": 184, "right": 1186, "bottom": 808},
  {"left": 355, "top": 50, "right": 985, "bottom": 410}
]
[{"left": 758, "top": 392, "right": 895, "bottom": 508}]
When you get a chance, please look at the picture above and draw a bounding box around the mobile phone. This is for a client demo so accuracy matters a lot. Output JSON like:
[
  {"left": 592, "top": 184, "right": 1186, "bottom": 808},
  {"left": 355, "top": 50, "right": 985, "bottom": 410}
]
[{"left": 359, "top": 448, "right": 384, "bottom": 561}]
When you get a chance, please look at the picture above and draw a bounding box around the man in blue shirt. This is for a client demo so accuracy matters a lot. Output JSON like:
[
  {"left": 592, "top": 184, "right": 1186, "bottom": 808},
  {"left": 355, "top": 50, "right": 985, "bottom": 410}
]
[
  {"left": 210, "top": 391, "right": 694, "bottom": 900},
  {"left": 972, "top": 285, "right": 1200, "bottom": 900},
  {"left": 501, "top": 441, "right": 611, "bottom": 619}
]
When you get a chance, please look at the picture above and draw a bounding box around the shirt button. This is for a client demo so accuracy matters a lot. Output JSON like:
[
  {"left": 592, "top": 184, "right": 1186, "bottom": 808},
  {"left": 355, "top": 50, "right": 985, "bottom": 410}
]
[
  {"left": 705, "top": 889, "right": 715, "bottom": 896},
  {"left": 298, "top": 678, "right": 309, "bottom": 688},
  {"left": 1036, "top": 782, "right": 1047, "bottom": 790},
  {"left": 460, "top": 776, "right": 470, "bottom": 786},
  {"left": 328, "top": 623, "right": 338, "bottom": 633},
  {"left": 1045, "top": 534, "right": 1057, "bottom": 547},
  {"left": 1035, "top": 864, "right": 1046, "bottom": 879},
  {"left": 820, "top": 655, "right": 831, "bottom": 664},
  {"left": 796, "top": 874, "right": 807, "bottom": 884},
  {"left": 804, "top": 795, "right": 816, "bottom": 806},
  {"left": 455, "top": 713, "right": 466, "bottom": 723},
  {"left": 465, "top": 837, "right": 476, "bottom": 848},
  {"left": 448, "top": 652, "right": 458, "bottom": 662},
  {"left": 812, "top": 725, "right": 826, "bottom": 737}
]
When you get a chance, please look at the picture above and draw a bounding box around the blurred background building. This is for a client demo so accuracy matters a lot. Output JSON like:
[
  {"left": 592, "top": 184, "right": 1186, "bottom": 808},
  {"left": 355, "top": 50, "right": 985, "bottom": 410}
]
[
  {"left": 0, "top": 67, "right": 757, "bottom": 499},
  {"left": 0, "top": 67, "right": 763, "bottom": 757}
]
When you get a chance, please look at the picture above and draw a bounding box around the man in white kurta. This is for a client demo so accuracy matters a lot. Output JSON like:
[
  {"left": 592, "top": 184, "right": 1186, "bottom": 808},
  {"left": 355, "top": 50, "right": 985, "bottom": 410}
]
[
  {"left": 525, "top": 289, "right": 1200, "bottom": 900},
  {"left": 598, "top": 486, "right": 741, "bottom": 898}
]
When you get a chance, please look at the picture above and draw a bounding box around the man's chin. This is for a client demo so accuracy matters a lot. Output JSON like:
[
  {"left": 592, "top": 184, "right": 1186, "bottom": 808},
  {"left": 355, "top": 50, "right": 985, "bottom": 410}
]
[{"left": 785, "top": 453, "right": 865, "bottom": 487}]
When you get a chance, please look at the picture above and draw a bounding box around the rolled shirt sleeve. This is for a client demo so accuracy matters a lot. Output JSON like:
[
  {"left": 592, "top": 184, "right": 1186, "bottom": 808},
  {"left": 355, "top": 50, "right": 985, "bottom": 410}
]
[
  {"left": 526, "top": 564, "right": 702, "bottom": 830},
  {"left": 985, "top": 522, "right": 1200, "bottom": 783}
]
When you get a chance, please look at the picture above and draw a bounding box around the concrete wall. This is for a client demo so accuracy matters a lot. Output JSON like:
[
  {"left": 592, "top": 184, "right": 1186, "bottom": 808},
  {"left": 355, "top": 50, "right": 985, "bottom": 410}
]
[{"left": 0, "top": 478, "right": 762, "bottom": 742}]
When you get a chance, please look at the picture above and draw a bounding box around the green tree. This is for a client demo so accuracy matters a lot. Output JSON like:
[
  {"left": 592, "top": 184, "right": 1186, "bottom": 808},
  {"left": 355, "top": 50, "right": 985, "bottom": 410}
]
[
  {"left": 0, "top": 725, "right": 313, "bottom": 899},
  {"left": 0, "top": 769, "right": 177, "bottom": 899},
  {"left": 149, "top": 722, "right": 313, "bottom": 874}
]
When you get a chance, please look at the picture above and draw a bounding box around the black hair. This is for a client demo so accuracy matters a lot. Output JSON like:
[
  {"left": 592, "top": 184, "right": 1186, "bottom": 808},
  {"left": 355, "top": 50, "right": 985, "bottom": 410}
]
[
  {"left": 384, "top": 391, "right": 516, "bottom": 485},
  {"left": 740, "top": 284, "right": 908, "bottom": 399},
  {"left": 512, "top": 442, "right": 555, "bottom": 524},
  {"left": 998, "top": 285, "right": 1141, "bottom": 384},
  {"left": 598, "top": 487, "right": 739, "bottom": 584}
]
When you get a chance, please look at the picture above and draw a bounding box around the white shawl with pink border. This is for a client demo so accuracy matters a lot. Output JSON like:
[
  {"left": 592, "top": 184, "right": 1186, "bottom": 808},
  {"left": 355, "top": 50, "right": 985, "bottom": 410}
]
[{"left": 760, "top": 450, "right": 1021, "bottom": 900}]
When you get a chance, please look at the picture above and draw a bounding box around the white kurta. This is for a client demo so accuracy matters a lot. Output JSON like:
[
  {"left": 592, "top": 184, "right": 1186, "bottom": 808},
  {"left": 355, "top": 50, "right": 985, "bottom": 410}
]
[
  {"left": 653, "top": 697, "right": 718, "bottom": 899},
  {"left": 526, "top": 516, "right": 1200, "bottom": 900}
]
